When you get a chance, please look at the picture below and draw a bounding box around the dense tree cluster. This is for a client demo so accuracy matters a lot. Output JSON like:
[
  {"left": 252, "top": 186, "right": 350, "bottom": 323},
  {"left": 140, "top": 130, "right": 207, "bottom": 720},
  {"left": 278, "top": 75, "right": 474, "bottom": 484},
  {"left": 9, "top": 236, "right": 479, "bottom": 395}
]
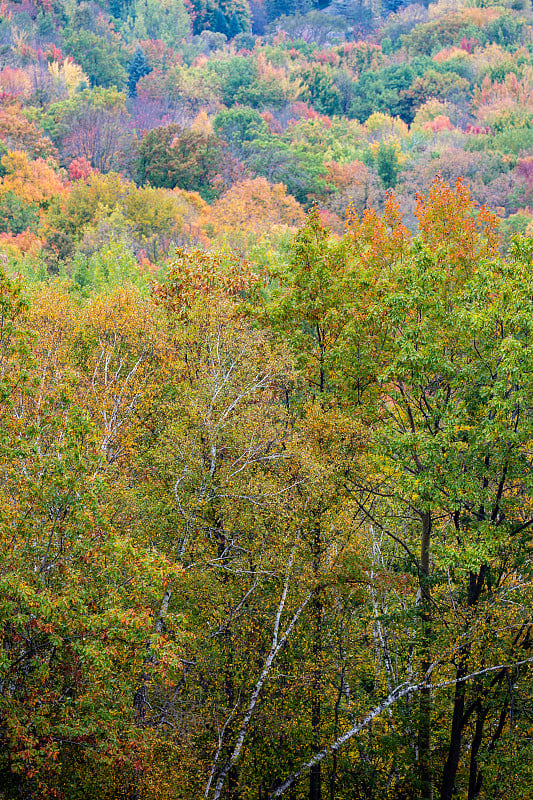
[
  {"left": 0, "top": 0, "right": 533, "bottom": 275},
  {"left": 2, "top": 0, "right": 533, "bottom": 798},
  {"left": 2, "top": 183, "right": 533, "bottom": 800}
]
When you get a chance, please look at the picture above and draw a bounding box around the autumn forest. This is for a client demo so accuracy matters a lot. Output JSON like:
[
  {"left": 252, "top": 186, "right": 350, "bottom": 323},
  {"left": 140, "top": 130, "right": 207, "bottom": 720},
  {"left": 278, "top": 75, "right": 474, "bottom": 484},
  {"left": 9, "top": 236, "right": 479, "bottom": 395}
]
[{"left": 1, "top": 0, "right": 533, "bottom": 798}]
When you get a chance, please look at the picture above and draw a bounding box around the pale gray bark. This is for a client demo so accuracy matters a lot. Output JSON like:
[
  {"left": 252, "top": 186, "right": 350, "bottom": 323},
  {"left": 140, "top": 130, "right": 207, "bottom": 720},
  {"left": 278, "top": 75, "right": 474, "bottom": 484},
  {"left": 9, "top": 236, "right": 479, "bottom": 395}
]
[
  {"left": 267, "top": 657, "right": 533, "bottom": 799},
  {"left": 207, "top": 544, "right": 312, "bottom": 800}
]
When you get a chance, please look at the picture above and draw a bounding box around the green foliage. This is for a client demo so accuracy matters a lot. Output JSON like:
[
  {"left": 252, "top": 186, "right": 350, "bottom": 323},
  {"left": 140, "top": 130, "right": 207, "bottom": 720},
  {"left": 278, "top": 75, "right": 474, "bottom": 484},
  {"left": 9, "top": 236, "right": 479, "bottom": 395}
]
[
  {"left": 349, "top": 62, "right": 422, "bottom": 122},
  {"left": 491, "top": 125, "right": 533, "bottom": 154},
  {"left": 486, "top": 11, "right": 525, "bottom": 45},
  {"left": 375, "top": 141, "right": 401, "bottom": 188},
  {"left": 4, "top": 0, "right": 533, "bottom": 791},
  {"left": 267, "top": 9, "right": 351, "bottom": 45},
  {"left": 189, "top": 0, "right": 252, "bottom": 36},
  {"left": 72, "top": 239, "right": 144, "bottom": 291},
  {"left": 0, "top": 192, "right": 39, "bottom": 235},
  {"left": 62, "top": 29, "right": 127, "bottom": 89},
  {"left": 258, "top": 208, "right": 350, "bottom": 394},
  {"left": 403, "top": 68, "right": 470, "bottom": 108},
  {"left": 125, "top": 0, "right": 191, "bottom": 44},
  {"left": 213, "top": 105, "right": 268, "bottom": 156},
  {"left": 207, "top": 55, "right": 257, "bottom": 105},
  {"left": 245, "top": 137, "right": 329, "bottom": 205},
  {"left": 0, "top": 277, "right": 184, "bottom": 798},
  {"left": 136, "top": 124, "right": 223, "bottom": 199},
  {"left": 109, "top": 0, "right": 134, "bottom": 17},
  {"left": 45, "top": 87, "right": 127, "bottom": 139},
  {"left": 43, "top": 87, "right": 131, "bottom": 173},
  {"left": 300, "top": 64, "right": 344, "bottom": 116},
  {"left": 264, "top": 0, "right": 316, "bottom": 23},
  {"left": 399, "top": 11, "right": 510, "bottom": 55},
  {"left": 52, "top": 171, "right": 133, "bottom": 236}
]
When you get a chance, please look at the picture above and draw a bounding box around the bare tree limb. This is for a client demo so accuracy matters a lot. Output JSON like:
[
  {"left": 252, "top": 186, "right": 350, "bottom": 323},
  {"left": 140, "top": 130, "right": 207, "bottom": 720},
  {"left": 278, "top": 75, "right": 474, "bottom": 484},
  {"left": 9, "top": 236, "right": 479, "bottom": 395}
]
[
  {"left": 267, "top": 656, "right": 533, "bottom": 798},
  {"left": 208, "top": 542, "right": 312, "bottom": 800}
]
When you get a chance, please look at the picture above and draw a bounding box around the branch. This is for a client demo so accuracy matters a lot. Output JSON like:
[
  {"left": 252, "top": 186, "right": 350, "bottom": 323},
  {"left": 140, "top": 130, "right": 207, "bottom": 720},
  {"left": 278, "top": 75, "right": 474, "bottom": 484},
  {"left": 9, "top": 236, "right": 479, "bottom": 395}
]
[
  {"left": 204, "top": 698, "right": 241, "bottom": 800},
  {"left": 267, "top": 656, "right": 533, "bottom": 798},
  {"left": 208, "top": 542, "right": 312, "bottom": 800}
]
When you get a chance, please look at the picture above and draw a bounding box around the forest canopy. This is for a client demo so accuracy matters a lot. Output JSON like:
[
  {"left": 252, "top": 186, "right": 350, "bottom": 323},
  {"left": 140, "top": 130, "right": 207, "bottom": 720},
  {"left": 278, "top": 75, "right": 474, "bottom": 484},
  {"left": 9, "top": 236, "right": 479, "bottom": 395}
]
[
  {"left": 2, "top": 0, "right": 533, "bottom": 797},
  {"left": 1, "top": 181, "right": 533, "bottom": 800},
  {"left": 1, "top": 0, "right": 533, "bottom": 272}
]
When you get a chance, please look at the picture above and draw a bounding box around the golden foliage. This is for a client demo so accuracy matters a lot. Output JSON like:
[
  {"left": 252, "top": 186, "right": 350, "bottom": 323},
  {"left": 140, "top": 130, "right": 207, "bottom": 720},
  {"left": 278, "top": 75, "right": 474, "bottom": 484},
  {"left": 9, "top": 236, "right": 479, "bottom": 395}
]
[
  {"left": 48, "top": 58, "right": 89, "bottom": 97},
  {"left": 199, "top": 177, "right": 306, "bottom": 247},
  {"left": 0, "top": 149, "right": 65, "bottom": 205}
]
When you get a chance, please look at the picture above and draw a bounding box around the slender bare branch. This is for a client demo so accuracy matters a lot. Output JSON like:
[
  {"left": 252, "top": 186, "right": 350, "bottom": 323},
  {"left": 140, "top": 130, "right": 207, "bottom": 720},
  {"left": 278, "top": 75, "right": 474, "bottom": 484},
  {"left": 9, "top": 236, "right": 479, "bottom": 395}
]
[{"left": 267, "top": 657, "right": 533, "bottom": 798}]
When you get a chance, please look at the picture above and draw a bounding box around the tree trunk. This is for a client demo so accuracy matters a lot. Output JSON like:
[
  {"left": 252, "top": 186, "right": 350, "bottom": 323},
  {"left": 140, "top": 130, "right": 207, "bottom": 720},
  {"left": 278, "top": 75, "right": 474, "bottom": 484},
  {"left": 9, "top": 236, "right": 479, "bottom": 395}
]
[
  {"left": 468, "top": 703, "right": 487, "bottom": 800},
  {"left": 439, "top": 664, "right": 468, "bottom": 800},
  {"left": 418, "top": 511, "right": 432, "bottom": 800},
  {"left": 440, "top": 565, "right": 487, "bottom": 800},
  {"left": 310, "top": 525, "right": 322, "bottom": 800}
]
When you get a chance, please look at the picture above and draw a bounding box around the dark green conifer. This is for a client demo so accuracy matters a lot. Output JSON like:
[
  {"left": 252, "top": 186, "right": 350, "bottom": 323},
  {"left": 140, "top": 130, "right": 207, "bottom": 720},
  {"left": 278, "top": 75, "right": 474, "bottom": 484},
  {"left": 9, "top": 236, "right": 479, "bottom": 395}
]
[{"left": 128, "top": 48, "right": 152, "bottom": 98}]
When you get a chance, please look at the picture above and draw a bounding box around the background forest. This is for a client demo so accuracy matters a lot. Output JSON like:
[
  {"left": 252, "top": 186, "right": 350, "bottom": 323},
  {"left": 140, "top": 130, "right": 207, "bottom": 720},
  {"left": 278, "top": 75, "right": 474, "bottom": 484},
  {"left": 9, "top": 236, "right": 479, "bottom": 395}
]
[
  {"left": 0, "top": 0, "right": 533, "bottom": 272},
  {"left": 2, "top": 0, "right": 533, "bottom": 799}
]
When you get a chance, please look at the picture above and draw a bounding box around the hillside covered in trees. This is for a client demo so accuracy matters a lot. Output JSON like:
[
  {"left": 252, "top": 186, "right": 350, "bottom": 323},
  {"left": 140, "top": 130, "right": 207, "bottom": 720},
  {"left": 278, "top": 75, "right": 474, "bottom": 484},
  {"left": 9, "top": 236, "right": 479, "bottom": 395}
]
[
  {"left": 0, "top": 0, "right": 533, "bottom": 272},
  {"left": 2, "top": 0, "right": 533, "bottom": 799}
]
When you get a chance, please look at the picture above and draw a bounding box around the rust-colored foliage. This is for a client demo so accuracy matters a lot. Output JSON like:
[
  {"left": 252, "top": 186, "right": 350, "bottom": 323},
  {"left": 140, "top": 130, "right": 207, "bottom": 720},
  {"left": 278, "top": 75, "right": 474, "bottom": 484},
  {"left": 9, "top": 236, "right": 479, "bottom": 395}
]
[
  {"left": 153, "top": 248, "right": 260, "bottom": 320},
  {"left": 414, "top": 175, "right": 499, "bottom": 275},
  {"left": 0, "top": 101, "right": 57, "bottom": 159},
  {"left": 0, "top": 149, "right": 65, "bottom": 211},
  {"left": 199, "top": 177, "right": 305, "bottom": 246},
  {"left": 346, "top": 190, "right": 411, "bottom": 272}
]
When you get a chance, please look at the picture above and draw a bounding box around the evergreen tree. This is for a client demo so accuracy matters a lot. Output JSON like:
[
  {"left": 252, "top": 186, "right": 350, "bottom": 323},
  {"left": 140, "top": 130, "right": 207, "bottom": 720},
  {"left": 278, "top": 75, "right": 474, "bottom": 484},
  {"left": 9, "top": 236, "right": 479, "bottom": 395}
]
[
  {"left": 263, "top": 0, "right": 316, "bottom": 24},
  {"left": 128, "top": 48, "right": 152, "bottom": 97},
  {"left": 190, "top": 0, "right": 252, "bottom": 37}
]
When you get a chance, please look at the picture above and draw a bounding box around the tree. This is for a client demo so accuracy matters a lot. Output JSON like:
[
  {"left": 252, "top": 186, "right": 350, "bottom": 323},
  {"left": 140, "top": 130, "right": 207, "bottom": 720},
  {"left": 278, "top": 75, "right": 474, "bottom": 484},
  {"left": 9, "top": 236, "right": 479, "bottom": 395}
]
[
  {"left": 245, "top": 137, "right": 330, "bottom": 205},
  {"left": 268, "top": 10, "right": 350, "bottom": 46},
  {"left": 141, "top": 249, "right": 304, "bottom": 798},
  {"left": 375, "top": 141, "right": 401, "bottom": 188},
  {"left": 0, "top": 191, "right": 39, "bottom": 234},
  {"left": 263, "top": 0, "right": 317, "bottom": 24},
  {"left": 252, "top": 212, "right": 368, "bottom": 800},
  {"left": 199, "top": 176, "right": 305, "bottom": 247},
  {"left": 125, "top": 0, "right": 191, "bottom": 45},
  {"left": 48, "top": 59, "right": 89, "bottom": 99},
  {"left": 213, "top": 105, "right": 268, "bottom": 159},
  {"left": 300, "top": 64, "right": 343, "bottom": 116},
  {"left": 322, "top": 159, "right": 380, "bottom": 219},
  {"left": 189, "top": 0, "right": 251, "bottom": 37},
  {"left": 0, "top": 276, "right": 186, "bottom": 798},
  {"left": 49, "top": 88, "right": 133, "bottom": 173},
  {"left": 128, "top": 47, "right": 152, "bottom": 98},
  {"left": 0, "top": 149, "right": 65, "bottom": 206},
  {"left": 136, "top": 124, "right": 223, "bottom": 200},
  {"left": 401, "top": 68, "right": 470, "bottom": 110},
  {"left": 51, "top": 171, "right": 133, "bottom": 236},
  {"left": 349, "top": 62, "right": 420, "bottom": 122},
  {"left": 208, "top": 55, "right": 257, "bottom": 106},
  {"left": 62, "top": 29, "right": 127, "bottom": 90},
  {"left": 0, "top": 101, "right": 57, "bottom": 160},
  {"left": 340, "top": 179, "right": 533, "bottom": 800}
]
